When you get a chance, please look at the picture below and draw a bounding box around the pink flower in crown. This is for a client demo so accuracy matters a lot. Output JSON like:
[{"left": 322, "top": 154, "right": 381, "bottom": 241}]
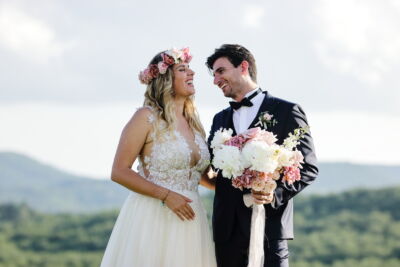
[
  {"left": 182, "top": 47, "right": 192, "bottom": 63},
  {"left": 167, "top": 48, "right": 183, "bottom": 62},
  {"left": 139, "top": 68, "right": 152, "bottom": 84},
  {"left": 162, "top": 53, "right": 175, "bottom": 66},
  {"left": 282, "top": 166, "right": 301, "bottom": 185},
  {"left": 158, "top": 61, "right": 169, "bottom": 74},
  {"left": 148, "top": 64, "right": 159, "bottom": 78}
]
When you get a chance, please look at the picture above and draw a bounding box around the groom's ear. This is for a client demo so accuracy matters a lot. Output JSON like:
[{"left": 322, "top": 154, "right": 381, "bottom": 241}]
[{"left": 240, "top": 60, "right": 250, "bottom": 75}]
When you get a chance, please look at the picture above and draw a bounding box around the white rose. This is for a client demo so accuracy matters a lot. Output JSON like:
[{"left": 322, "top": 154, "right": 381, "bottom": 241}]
[
  {"left": 277, "top": 148, "right": 294, "bottom": 167},
  {"left": 242, "top": 141, "right": 278, "bottom": 173},
  {"left": 213, "top": 145, "right": 243, "bottom": 178},
  {"left": 211, "top": 128, "right": 233, "bottom": 149}
]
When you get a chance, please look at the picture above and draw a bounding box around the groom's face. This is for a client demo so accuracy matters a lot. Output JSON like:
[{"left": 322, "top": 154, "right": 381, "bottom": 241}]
[{"left": 212, "top": 57, "right": 242, "bottom": 99}]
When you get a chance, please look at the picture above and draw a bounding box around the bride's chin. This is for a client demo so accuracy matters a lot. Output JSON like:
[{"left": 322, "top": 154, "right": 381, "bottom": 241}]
[{"left": 187, "top": 88, "right": 195, "bottom": 96}]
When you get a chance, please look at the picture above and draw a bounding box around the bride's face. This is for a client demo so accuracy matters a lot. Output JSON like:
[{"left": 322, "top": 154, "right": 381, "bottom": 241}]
[{"left": 172, "top": 63, "right": 195, "bottom": 97}]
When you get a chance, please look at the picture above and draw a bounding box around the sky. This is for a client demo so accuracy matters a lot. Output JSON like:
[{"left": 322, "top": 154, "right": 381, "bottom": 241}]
[{"left": 1, "top": 0, "right": 399, "bottom": 178}]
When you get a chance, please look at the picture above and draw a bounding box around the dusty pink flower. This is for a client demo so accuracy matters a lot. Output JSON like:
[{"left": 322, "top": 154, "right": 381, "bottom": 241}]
[
  {"left": 263, "top": 113, "right": 273, "bottom": 120},
  {"left": 138, "top": 68, "right": 152, "bottom": 84},
  {"left": 234, "top": 168, "right": 261, "bottom": 190},
  {"left": 162, "top": 53, "right": 175, "bottom": 65},
  {"left": 253, "top": 131, "right": 277, "bottom": 145},
  {"left": 270, "top": 170, "right": 281, "bottom": 180},
  {"left": 148, "top": 64, "right": 159, "bottom": 78},
  {"left": 282, "top": 166, "right": 301, "bottom": 185},
  {"left": 291, "top": 150, "right": 304, "bottom": 168},
  {"left": 225, "top": 135, "right": 247, "bottom": 148},
  {"left": 158, "top": 62, "right": 169, "bottom": 74},
  {"left": 181, "top": 47, "right": 192, "bottom": 63},
  {"left": 242, "top": 127, "right": 261, "bottom": 141}
]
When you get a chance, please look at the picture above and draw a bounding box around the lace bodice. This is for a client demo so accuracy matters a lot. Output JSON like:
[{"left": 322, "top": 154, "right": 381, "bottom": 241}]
[{"left": 137, "top": 108, "right": 210, "bottom": 192}]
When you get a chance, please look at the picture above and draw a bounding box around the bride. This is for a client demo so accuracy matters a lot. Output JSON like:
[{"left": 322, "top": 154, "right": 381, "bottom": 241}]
[{"left": 100, "top": 48, "right": 216, "bottom": 267}]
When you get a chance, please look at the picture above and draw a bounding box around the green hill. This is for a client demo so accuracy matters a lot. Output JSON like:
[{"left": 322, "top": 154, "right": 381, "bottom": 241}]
[
  {"left": 1, "top": 151, "right": 400, "bottom": 213},
  {"left": 0, "top": 152, "right": 128, "bottom": 213},
  {"left": 0, "top": 187, "right": 399, "bottom": 267}
]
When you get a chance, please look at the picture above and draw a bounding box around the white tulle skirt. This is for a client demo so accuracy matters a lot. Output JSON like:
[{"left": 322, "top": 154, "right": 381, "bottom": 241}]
[{"left": 100, "top": 190, "right": 217, "bottom": 267}]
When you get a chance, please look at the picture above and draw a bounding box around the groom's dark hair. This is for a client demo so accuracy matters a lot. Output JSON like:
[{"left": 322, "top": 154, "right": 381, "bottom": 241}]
[{"left": 206, "top": 44, "right": 257, "bottom": 83}]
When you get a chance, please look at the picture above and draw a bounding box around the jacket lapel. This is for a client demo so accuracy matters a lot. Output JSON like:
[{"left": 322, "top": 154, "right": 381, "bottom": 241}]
[
  {"left": 248, "top": 91, "right": 279, "bottom": 130},
  {"left": 224, "top": 108, "right": 237, "bottom": 136}
]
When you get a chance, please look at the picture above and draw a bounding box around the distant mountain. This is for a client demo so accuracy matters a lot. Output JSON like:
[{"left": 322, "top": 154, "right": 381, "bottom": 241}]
[
  {"left": 1, "top": 152, "right": 399, "bottom": 213},
  {"left": 304, "top": 162, "right": 400, "bottom": 194},
  {"left": 0, "top": 152, "right": 128, "bottom": 213}
]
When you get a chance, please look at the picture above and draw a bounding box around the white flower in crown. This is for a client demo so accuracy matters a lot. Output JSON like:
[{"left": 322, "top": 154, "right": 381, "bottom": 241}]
[
  {"left": 211, "top": 128, "right": 233, "bottom": 150},
  {"left": 213, "top": 145, "right": 244, "bottom": 178},
  {"left": 165, "top": 47, "right": 183, "bottom": 62}
]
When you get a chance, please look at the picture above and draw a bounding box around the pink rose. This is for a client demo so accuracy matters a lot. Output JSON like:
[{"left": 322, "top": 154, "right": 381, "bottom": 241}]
[
  {"left": 182, "top": 47, "right": 192, "bottom": 63},
  {"left": 158, "top": 62, "right": 169, "bottom": 74},
  {"left": 148, "top": 64, "right": 159, "bottom": 78},
  {"left": 138, "top": 68, "right": 152, "bottom": 84},
  {"left": 225, "top": 135, "right": 246, "bottom": 148},
  {"left": 162, "top": 53, "right": 175, "bottom": 65}
]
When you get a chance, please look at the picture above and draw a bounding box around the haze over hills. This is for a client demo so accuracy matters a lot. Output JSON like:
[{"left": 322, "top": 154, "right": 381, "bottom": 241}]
[
  {"left": 0, "top": 152, "right": 399, "bottom": 213},
  {"left": 0, "top": 152, "right": 128, "bottom": 213}
]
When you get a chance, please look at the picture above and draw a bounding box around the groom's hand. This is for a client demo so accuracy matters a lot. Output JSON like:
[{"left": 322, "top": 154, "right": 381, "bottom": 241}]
[{"left": 251, "top": 190, "right": 274, "bottom": 205}]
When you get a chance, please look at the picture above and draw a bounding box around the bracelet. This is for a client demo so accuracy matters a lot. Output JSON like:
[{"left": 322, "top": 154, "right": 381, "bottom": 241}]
[{"left": 161, "top": 189, "right": 170, "bottom": 206}]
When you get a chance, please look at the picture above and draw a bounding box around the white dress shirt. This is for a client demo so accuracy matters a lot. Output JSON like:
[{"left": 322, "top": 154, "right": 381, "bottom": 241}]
[{"left": 232, "top": 88, "right": 265, "bottom": 134}]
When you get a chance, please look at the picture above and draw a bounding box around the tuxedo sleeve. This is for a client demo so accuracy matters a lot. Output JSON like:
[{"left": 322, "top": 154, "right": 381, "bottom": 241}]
[{"left": 272, "top": 104, "right": 319, "bottom": 209}]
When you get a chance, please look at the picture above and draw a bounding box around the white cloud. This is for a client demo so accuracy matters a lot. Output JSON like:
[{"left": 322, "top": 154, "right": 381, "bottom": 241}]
[
  {"left": 0, "top": 4, "right": 75, "bottom": 63},
  {"left": 242, "top": 5, "right": 265, "bottom": 28},
  {"left": 313, "top": 0, "right": 400, "bottom": 85}
]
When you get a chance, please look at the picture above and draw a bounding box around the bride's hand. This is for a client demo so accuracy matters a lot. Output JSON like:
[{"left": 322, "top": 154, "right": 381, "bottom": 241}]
[{"left": 164, "top": 191, "right": 195, "bottom": 221}]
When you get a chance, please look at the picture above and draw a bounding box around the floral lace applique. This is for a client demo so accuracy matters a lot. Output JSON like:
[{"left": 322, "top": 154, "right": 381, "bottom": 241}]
[{"left": 137, "top": 122, "right": 210, "bottom": 192}]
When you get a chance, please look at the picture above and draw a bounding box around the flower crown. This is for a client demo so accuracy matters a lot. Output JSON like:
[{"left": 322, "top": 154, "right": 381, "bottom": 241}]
[{"left": 138, "top": 47, "right": 192, "bottom": 85}]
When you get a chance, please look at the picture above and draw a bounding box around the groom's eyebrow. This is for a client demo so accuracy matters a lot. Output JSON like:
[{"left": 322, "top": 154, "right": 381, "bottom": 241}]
[{"left": 213, "top": 67, "right": 224, "bottom": 76}]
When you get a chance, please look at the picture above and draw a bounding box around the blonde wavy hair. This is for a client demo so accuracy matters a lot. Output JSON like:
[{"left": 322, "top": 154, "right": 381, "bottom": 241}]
[{"left": 143, "top": 52, "right": 206, "bottom": 138}]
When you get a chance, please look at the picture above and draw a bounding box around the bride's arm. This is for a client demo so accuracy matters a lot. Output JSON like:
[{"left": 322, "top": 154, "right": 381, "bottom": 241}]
[
  {"left": 200, "top": 166, "right": 216, "bottom": 190},
  {"left": 111, "top": 108, "right": 195, "bottom": 221}
]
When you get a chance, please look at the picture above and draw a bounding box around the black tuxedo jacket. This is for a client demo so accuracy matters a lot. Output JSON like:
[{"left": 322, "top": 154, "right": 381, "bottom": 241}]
[{"left": 208, "top": 91, "right": 318, "bottom": 243}]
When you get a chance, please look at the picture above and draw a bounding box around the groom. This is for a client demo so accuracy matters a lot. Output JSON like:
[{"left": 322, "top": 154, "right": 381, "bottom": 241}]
[{"left": 206, "top": 44, "right": 318, "bottom": 267}]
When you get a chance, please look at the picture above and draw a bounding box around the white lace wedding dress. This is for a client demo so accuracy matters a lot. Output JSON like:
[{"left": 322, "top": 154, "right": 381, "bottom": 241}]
[{"left": 100, "top": 110, "right": 216, "bottom": 267}]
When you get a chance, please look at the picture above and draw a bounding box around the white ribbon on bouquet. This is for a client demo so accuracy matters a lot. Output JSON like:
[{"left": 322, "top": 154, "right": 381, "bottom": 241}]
[{"left": 243, "top": 194, "right": 266, "bottom": 267}]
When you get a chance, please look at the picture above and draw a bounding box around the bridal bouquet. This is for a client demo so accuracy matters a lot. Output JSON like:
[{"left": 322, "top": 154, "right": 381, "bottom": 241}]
[
  {"left": 210, "top": 126, "right": 307, "bottom": 195},
  {"left": 210, "top": 113, "right": 307, "bottom": 267}
]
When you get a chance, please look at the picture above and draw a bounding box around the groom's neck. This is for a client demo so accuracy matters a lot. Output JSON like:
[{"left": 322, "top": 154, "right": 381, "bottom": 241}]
[{"left": 234, "top": 79, "right": 259, "bottom": 102}]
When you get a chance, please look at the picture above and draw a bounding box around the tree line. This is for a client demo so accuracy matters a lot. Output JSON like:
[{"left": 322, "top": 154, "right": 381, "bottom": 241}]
[{"left": 0, "top": 187, "right": 399, "bottom": 267}]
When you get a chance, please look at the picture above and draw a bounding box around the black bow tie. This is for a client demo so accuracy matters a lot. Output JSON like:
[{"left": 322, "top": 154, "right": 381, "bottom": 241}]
[{"left": 229, "top": 89, "right": 262, "bottom": 110}]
